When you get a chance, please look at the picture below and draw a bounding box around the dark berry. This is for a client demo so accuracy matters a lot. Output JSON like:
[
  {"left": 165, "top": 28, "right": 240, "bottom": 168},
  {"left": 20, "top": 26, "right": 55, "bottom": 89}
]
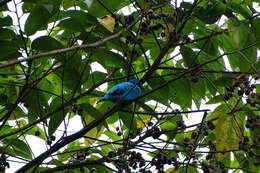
[
  {"left": 161, "top": 32, "right": 166, "bottom": 37},
  {"left": 226, "top": 87, "right": 234, "bottom": 92},
  {"left": 191, "top": 77, "right": 199, "bottom": 83},
  {"left": 238, "top": 89, "right": 244, "bottom": 96},
  {"left": 245, "top": 89, "right": 251, "bottom": 95},
  {"left": 34, "top": 131, "right": 40, "bottom": 136},
  {"left": 108, "top": 151, "right": 114, "bottom": 158},
  {"left": 223, "top": 95, "right": 229, "bottom": 100},
  {"left": 207, "top": 121, "right": 215, "bottom": 130},
  {"left": 47, "top": 140, "right": 52, "bottom": 145},
  {"left": 251, "top": 84, "right": 256, "bottom": 89},
  {"left": 206, "top": 154, "right": 213, "bottom": 160},
  {"left": 148, "top": 121, "right": 153, "bottom": 126},
  {"left": 50, "top": 135, "right": 56, "bottom": 141},
  {"left": 191, "top": 132, "right": 197, "bottom": 139},
  {"left": 228, "top": 93, "right": 233, "bottom": 98},
  {"left": 125, "top": 15, "right": 134, "bottom": 25}
]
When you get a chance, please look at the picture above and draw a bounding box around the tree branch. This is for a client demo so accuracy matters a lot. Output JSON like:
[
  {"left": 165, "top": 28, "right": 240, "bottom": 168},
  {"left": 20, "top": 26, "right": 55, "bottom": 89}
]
[
  {"left": 0, "top": 23, "right": 135, "bottom": 69},
  {"left": 15, "top": 101, "right": 129, "bottom": 173},
  {"left": 39, "top": 158, "right": 108, "bottom": 173},
  {"left": 119, "top": 109, "right": 210, "bottom": 115}
]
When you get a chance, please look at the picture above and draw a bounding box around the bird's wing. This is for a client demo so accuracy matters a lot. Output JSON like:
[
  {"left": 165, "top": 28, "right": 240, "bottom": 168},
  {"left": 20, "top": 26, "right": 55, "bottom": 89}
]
[
  {"left": 108, "top": 82, "right": 131, "bottom": 96},
  {"left": 109, "top": 88, "right": 126, "bottom": 96}
]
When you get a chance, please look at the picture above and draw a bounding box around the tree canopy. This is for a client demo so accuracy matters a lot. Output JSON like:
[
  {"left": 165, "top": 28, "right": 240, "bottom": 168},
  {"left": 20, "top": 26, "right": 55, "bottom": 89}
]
[{"left": 0, "top": 0, "right": 259, "bottom": 172}]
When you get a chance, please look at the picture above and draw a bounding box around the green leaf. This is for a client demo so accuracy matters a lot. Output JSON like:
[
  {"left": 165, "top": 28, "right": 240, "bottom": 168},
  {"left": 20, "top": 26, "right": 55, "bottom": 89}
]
[
  {"left": 48, "top": 159, "right": 64, "bottom": 166},
  {"left": 228, "top": 20, "right": 257, "bottom": 71},
  {"left": 24, "top": 5, "right": 52, "bottom": 35},
  {"left": 22, "top": 90, "right": 48, "bottom": 117},
  {"left": 196, "top": 39, "right": 219, "bottom": 56},
  {"left": 160, "top": 116, "right": 178, "bottom": 131},
  {"left": 48, "top": 97, "right": 67, "bottom": 136},
  {"left": 81, "top": 103, "right": 104, "bottom": 147},
  {"left": 84, "top": 71, "right": 107, "bottom": 89},
  {"left": 55, "top": 67, "right": 81, "bottom": 90},
  {"left": 206, "top": 95, "right": 223, "bottom": 104},
  {"left": 180, "top": 46, "right": 197, "bottom": 67},
  {"left": 215, "top": 33, "right": 238, "bottom": 70},
  {"left": 238, "top": 32, "right": 257, "bottom": 72},
  {"left": 228, "top": 19, "right": 248, "bottom": 49},
  {"left": 0, "top": 41, "right": 20, "bottom": 59},
  {"left": 57, "top": 18, "right": 87, "bottom": 32},
  {"left": 104, "top": 130, "right": 121, "bottom": 142},
  {"left": 0, "top": 15, "right": 12, "bottom": 26},
  {"left": 169, "top": 78, "right": 192, "bottom": 108},
  {"left": 177, "top": 166, "right": 199, "bottom": 173},
  {"left": 227, "top": 1, "right": 252, "bottom": 19},
  {"left": 0, "top": 28, "right": 16, "bottom": 40},
  {"left": 256, "top": 84, "right": 260, "bottom": 93},
  {"left": 194, "top": 0, "right": 226, "bottom": 24},
  {"left": 213, "top": 75, "right": 234, "bottom": 87},
  {"left": 4, "top": 139, "right": 32, "bottom": 159},
  {"left": 252, "top": 18, "right": 260, "bottom": 49},
  {"left": 54, "top": 53, "right": 88, "bottom": 90},
  {"left": 81, "top": 103, "right": 102, "bottom": 119},
  {"left": 0, "top": 105, "right": 26, "bottom": 120},
  {"left": 85, "top": 0, "right": 130, "bottom": 17},
  {"left": 146, "top": 75, "right": 170, "bottom": 105},
  {"left": 191, "top": 79, "right": 206, "bottom": 108},
  {"left": 0, "top": 125, "right": 14, "bottom": 137},
  {"left": 119, "top": 110, "right": 137, "bottom": 132},
  {"left": 26, "top": 126, "right": 47, "bottom": 141},
  {"left": 31, "top": 36, "right": 64, "bottom": 51},
  {"left": 234, "top": 151, "right": 259, "bottom": 172},
  {"left": 93, "top": 49, "right": 128, "bottom": 68},
  {"left": 62, "top": 10, "right": 97, "bottom": 25}
]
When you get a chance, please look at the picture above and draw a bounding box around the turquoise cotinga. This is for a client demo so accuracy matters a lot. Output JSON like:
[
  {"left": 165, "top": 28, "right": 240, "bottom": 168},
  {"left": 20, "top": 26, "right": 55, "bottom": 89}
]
[{"left": 97, "top": 79, "right": 142, "bottom": 103}]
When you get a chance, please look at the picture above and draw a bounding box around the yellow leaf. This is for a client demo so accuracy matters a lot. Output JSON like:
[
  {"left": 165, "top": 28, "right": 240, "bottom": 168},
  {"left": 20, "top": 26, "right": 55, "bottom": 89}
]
[
  {"left": 137, "top": 118, "right": 150, "bottom": 128},
  {"left": 165, "top": 167, "right": 175, "bottom": 173},
  {"left": 215, "top": 114, "right": 242, "bottom": 160},
  {"left": 84, "top": 126, "right": 104, "bottom": 147},
  {"left": 163, "top": 23, "right": 175, "bottom": 38},
  {"left": 97, "top": 16, "right": 115, "bottom": 32},
  {"left": 208, "top": 104, "right": 243, "bottom": 161},
  {"left": 83, "top": 112, "right": 104, "bottom": 147}
]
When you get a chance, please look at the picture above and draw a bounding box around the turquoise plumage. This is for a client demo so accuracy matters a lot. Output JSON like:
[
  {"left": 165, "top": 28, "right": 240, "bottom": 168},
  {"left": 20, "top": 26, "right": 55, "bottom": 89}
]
[{"left": 97, "top": 79, "right": 142, "bottom": 103}]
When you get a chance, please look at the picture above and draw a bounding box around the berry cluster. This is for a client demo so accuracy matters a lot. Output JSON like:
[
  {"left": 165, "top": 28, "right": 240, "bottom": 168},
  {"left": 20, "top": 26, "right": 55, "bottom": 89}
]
[
  {"left": 128, "top": 151, "right": 146, "bottom": 170},
  {"left": 46, "top": 135, "right": 56, "bottom": 145},
  {"left": 176, "top": 118, "right": 186, "bottom": 129},
  {"left": 124, "top": 8, "right": 175, "bottom": 45},
  {"left": 201, "top": 160, "right": 226, "bottom": 173},
  {"left": 145, "top": 126, "right": 161, "bottom": 139},
  {"left": 151, "top": 154, "right": 175, "bottom": 172},
  {"left": 0, "top": 154, "right": 9, "bottom": 172},
  {"left": 224, "top": 74, "right": 258, "bottom": 105},
  {"left": 109, "top": 150, "right": 149, "bottom": 173},
  {"left": 246, "top": 114, "right": 260, "bottom": 130}
]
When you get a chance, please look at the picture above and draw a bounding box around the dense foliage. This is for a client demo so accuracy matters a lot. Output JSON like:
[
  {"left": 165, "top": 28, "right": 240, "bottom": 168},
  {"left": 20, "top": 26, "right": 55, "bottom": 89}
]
[{"left": 0, "top": 0, "right": 259, "bottom": 172}]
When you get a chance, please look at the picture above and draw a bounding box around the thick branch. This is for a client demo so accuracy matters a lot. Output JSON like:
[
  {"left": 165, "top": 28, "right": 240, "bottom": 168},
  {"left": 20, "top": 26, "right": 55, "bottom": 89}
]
[
  {"left": 39, "top": 158, "right": 107, "bottom": 173},
  {"left": 15, "top": 103, "right": 127, "bottom": 173}
]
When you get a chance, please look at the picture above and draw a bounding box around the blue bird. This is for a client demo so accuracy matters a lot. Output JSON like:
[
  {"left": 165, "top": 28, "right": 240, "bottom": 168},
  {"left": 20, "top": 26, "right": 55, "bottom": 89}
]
[{"left": 97, "top": 79, "right": 142, "bottom": 103}]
